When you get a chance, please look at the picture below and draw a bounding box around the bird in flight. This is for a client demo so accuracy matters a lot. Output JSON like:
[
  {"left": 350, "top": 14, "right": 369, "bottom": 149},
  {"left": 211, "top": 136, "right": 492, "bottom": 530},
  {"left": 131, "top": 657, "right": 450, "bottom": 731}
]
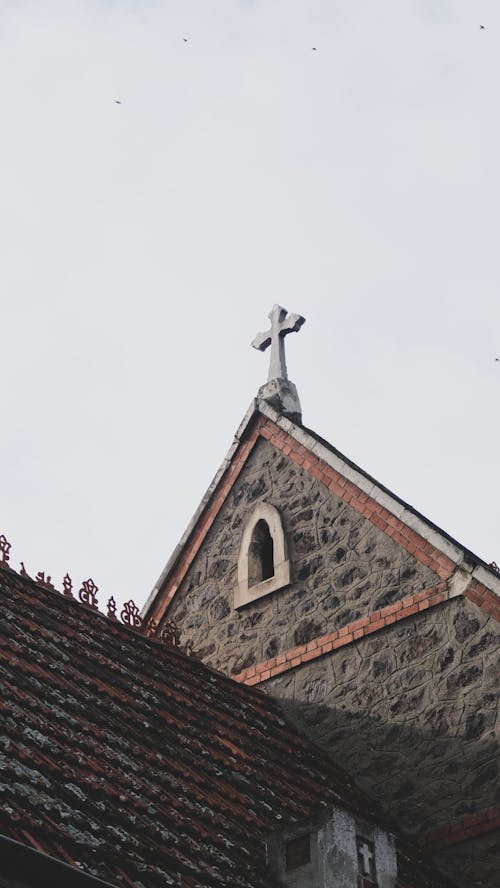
[
  {"left": 480, "top": 24, "right": 485, "bottom": 29},
  {"left": 183, "top": 37, "right": 188, "bottom": 43},
  {"left": 495, "top": 357, "right": 499, "bottom": 362},
  {"left": 115, "top": 100, "right": 122, "bottom": 104},
  {"left": 312, "top": 47, "right": 318, "bottom": 51}
]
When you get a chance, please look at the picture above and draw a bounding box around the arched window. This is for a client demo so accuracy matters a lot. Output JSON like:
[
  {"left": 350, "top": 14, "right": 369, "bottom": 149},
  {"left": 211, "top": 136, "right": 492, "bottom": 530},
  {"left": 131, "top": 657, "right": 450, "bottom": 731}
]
[
  {"left": 236, "top": 504, "right": 290, "bottom": 608},
  {"left": 248, "top": 520, "right": 275, "bottom": 587}
]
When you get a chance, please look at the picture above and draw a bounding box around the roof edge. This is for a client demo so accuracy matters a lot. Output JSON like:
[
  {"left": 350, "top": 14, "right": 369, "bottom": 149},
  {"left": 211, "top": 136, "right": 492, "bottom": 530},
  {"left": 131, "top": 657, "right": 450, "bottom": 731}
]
[
  {"left": 141, "top": 399, "right": 260, "bottom": 617},
  {"left": 0, "top": 833, "right": 117, "bottom": 888}
]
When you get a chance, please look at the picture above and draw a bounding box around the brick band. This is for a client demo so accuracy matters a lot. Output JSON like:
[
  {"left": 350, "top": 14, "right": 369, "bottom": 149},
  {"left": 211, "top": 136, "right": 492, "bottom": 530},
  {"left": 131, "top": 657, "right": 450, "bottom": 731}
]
[
  {"left": 235, "top": 582, "right": 449, "bottom": 685},
  {"left": 420, "top": 806, "right": 500, "bottom": 851}
]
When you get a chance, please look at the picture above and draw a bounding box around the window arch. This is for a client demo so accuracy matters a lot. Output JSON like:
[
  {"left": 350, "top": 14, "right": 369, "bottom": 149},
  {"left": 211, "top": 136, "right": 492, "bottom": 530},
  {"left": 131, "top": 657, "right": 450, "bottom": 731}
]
[
  {"left": 236, "top": 504, "right": 290, "bottom": 608},
  {"left": 248, "top": 519, "right": 275, "bottom": 587}
]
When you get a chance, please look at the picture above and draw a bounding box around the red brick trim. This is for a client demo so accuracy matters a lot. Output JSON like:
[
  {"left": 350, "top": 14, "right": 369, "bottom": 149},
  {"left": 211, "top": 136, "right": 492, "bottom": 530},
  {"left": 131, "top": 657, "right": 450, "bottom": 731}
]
[
  {"left": 464, "top": 578, "right": 500, "bottom": 622},
  {"left": 148, "top": 416, "right": 265, "bottom": 626},
  {"left": 419, "top": 806, "right": 500, "bottom": 851},
  {"left": 234, "top": 582, "right": 449, "bottom": 685},
  {"left": 257, "top": 420, "right": 456, "bottom": 581}
]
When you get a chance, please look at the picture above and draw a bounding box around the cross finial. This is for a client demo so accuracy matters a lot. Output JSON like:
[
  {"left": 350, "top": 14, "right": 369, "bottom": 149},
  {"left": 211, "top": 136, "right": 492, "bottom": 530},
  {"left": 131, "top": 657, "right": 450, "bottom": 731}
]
[
  {"left": 251, "top": 305, "right": 305, "bottom": 423},
  {"left": 252, "top": 304, "right": 305, "bottom": 383}
]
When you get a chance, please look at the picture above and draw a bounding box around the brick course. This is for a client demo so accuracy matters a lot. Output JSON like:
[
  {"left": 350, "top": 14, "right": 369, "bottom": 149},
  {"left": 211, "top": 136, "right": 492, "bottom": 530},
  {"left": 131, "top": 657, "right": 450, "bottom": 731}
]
[
  {"left": 421, "top": 806, "right": 500, "bottom": 851},
  {"left": 235, "top": 582, "right": 448, "bottom": 685}
]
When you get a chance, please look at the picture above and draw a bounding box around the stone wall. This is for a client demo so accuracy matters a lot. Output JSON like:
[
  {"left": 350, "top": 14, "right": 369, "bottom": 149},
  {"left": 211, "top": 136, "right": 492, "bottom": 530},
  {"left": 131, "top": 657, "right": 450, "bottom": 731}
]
[
  {"left": 433, "top": 829, "right": 500, "bottom": 888},
  {"left": 167, "top": 438, "right": 439, "bottom": 675},
  {"left": 263, "top": 596, "right": 500, "bottom": 844},
  {"left": 163, "top": 433, "right": 500, "bottom": 886}
]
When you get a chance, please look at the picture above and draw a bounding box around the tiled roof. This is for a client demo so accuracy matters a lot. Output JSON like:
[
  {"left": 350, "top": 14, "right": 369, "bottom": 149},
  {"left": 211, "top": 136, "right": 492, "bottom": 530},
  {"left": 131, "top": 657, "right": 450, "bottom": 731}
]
[{"left": 0, "top": 563, "right": 451, "bottom": 887}]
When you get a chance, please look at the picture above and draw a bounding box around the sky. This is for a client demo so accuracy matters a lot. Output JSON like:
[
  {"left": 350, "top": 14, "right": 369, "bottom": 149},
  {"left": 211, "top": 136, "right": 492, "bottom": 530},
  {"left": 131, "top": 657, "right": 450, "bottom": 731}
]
[{"left": 1, "top": 0, "right": 500, "bottom": 618}]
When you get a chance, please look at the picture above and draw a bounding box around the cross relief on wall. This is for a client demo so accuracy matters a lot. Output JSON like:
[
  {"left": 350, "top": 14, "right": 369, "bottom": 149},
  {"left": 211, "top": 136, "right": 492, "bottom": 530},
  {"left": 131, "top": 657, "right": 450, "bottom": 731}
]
[{"left": 357, "top": 836, "right": 377, "bottom": 887}]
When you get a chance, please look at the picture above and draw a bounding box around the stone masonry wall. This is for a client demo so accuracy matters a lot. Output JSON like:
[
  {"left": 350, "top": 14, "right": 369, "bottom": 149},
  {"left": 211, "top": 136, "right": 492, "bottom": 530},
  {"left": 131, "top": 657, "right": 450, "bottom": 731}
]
[
  {"left": 433, "top": 827, "right": 500, "bottom": 888},
  {"left": 167, "top": 438, "right": 439, "bottom": 676},
  {"left": 263, "top": 596, "right": 500, "bottom": 845}
]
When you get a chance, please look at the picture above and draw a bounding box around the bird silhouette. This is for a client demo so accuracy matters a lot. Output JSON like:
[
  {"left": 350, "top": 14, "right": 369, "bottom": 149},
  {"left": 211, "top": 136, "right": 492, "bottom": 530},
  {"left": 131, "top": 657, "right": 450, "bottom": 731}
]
[
  {"left": 183, "top": 37, "right": 188, "bottom": 42},
  {"left": 115, "top": 100, "right": 122, "bottom": 104},
  {"left": 312, "top": 47, "right": 318, "bottom": 51},
  {"left": 480, "top": 24, "right": 485, "bottom": 29}
]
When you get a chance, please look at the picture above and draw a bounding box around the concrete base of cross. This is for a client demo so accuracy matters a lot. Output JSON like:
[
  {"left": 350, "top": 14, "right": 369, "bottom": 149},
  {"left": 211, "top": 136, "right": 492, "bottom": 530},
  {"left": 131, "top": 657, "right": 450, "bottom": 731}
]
[{"left": 257, "top": 378, "right": 302, "bottom": 424}]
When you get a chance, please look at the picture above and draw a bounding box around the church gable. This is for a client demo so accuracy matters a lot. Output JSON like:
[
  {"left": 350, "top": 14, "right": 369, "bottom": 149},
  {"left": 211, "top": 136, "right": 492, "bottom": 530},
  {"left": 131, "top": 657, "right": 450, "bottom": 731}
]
[
  {"left": 143, "top": 393, "right": 500, "bottom": 887},
  {"left": 162, "top": 430, "right": 441, "bottom": 676},
  {"left": 141, "top": 299, "right": 500, "bottom": 888}
]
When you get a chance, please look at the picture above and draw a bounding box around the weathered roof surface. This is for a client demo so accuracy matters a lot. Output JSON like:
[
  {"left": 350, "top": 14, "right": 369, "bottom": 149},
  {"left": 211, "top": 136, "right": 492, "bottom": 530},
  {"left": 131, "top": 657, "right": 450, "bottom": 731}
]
[{"left": 0, "top": 563, "right": 452, "bottom": 888}]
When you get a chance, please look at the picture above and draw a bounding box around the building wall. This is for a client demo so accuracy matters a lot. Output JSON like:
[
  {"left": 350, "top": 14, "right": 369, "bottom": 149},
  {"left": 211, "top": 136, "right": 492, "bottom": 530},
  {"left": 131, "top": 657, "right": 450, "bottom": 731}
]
[
  {"left": 262, "top": 596, "right": 500, "bottom": 839},
  {"left": 164, "top": 435, "right": 500, "bottom": 887},
  {"left": 432, "top": 828, "right": 500, "bottom": 888}
]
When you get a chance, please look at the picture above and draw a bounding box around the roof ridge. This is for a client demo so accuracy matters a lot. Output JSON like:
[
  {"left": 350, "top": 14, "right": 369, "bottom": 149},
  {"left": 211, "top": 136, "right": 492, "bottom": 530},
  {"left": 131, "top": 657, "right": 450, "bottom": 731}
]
[
  {"left": 0, "top": 532, "right": 191, "bottom": 656},
  {"left": 0, "top": 533, "right": 280, "bottom": 706}
]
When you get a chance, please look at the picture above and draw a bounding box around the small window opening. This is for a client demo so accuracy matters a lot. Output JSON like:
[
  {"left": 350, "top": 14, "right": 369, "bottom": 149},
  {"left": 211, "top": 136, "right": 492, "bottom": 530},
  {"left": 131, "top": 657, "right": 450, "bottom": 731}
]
[
  {"left": 357, "top": 836, "right": 377, "bottom": 887},
  {"left": 248, "top": 519, "right": 274, "bottom": 587},
  {"left": 285, "top": 834, "right": 311, "bottom": 871}
]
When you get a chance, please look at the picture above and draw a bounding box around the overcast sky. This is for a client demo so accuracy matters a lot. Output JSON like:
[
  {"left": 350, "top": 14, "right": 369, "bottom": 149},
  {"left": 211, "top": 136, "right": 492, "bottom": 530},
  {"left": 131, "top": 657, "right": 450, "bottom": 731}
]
[{"left": 1, "top": 1, "right": 500, "bottom": 617}]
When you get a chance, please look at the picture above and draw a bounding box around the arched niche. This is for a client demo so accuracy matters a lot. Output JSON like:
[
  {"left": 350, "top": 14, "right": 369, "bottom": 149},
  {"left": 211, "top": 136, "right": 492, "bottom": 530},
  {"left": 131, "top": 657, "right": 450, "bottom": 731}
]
[{"left": 235, "top": 503, "right": 290, "bottom": 608}]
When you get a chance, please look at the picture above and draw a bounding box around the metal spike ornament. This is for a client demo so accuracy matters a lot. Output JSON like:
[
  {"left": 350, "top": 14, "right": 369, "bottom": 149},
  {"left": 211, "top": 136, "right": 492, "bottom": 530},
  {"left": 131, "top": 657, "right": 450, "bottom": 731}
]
[
  {"left": 120, "top": 600, "right": 142, "bottom": 628},
  {"left": 35, "top": 572, "right": 55, "bottom": 590},
  {"left": 0, "top": 534, "right": 11, "bottom": 566},
  {"left": 79, "top": 578, "right": 99, "bottom": 609},
  {"left": 160, "top": 621, "right": 181, "bottom": 647}
]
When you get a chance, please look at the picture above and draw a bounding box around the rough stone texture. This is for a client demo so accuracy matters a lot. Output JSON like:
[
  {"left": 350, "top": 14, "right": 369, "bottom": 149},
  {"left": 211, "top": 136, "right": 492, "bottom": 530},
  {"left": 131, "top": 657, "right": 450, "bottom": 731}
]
[
  {"left": 433, "top": 829, "right": 500, "bottom": 888},
  {"left": 262, "top": 597, "right": 500, "bottom": 886},
  {"left": 167, "top": 438, "right": 439, "bottom": 675}
]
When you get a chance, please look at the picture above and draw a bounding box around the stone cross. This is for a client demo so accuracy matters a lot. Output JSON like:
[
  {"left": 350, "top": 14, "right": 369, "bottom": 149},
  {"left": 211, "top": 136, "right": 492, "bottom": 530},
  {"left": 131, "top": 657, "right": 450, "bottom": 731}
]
[
  {"left": 252, "top": 304, "right": 305, "bottom": 383},
  {"left": 358, "top": 840, "right": 374, "bottom": 876}
]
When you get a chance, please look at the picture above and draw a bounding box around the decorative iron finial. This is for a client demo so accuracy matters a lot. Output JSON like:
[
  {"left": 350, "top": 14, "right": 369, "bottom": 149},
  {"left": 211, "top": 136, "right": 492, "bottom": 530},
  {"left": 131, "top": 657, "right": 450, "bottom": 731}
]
[
  {"left": 107, "top": 596, "right": 117, "bottom": 619},
  {"left": 120, "top": 600, "right": 142, "bottom": 629},
  {"left": 0, "top": 534, "right": 11, "bottom": 567},
  {"left": 19, "top": 562, "right": 29, "bottom": 577},
  {"left": 160, "top": 621, "right": 181, "bottom": 647},
  {"left": 79, "top": 578, "right": 99, "bottom": 610},
  {"left": 252, "top": 305, "right": 305, "bottom": 422},
  {"left": 35, "top": 572, "right": 55, "bottom": 591},
  {"left": 62, "top": 574, "right": 74, "bottom": 598},
  {"left": 144, "top": 617, "right": 158, "bottom": 636}
]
